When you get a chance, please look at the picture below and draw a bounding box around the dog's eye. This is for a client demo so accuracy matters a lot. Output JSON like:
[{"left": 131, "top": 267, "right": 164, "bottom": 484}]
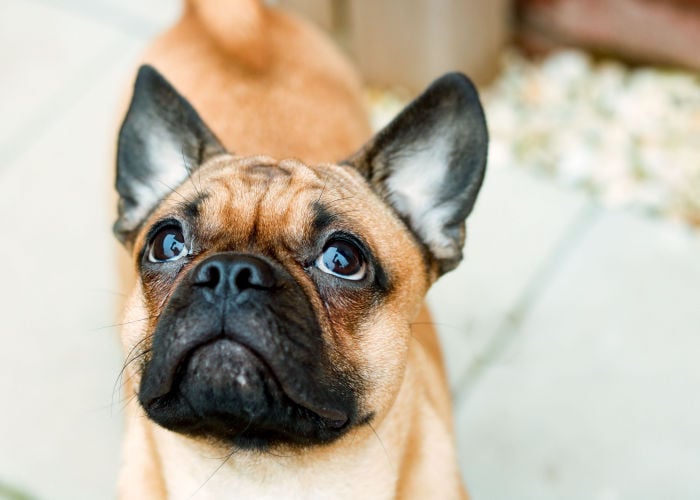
[
  {"left": 149, "top": 225, "right": 188, "bottom": 263},
  {"left": 315, "top": 239, "right": 366, "bottom": 280}
]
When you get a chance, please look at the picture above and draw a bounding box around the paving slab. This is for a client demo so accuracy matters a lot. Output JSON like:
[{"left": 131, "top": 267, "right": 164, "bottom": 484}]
[
  {"left": 456, "top": 210, "right": 700, "bottom": 500},
  {"left": 426, "top": 165, "right": 591, "bottom": 390},
  {"left": 0, "top": 0, "right": 131, "bottom": 163},
  {"left": 0, "top": 28, "right": 144, "bottom": 500}
]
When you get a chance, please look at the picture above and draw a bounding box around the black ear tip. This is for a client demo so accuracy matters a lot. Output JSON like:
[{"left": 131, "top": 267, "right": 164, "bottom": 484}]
[
  {"left": 133, "top": 64, "right": 173, "bottom": 95},
  {"left": 136, "top": 64, "right": 161, "bottom": 80},
  {"left": 430, "top": 72, "right": 481, "bottom": 102},
  {"left": 439, "top": 71, "right": 476, "bottom": 87}
]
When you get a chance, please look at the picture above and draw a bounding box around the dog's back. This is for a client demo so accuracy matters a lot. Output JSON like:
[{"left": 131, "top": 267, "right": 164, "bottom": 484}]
[{"left": 140, "top": 0, "right": 371, "bottom": 164}]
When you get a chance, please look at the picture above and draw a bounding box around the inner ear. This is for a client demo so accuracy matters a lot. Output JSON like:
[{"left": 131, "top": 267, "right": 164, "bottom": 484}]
[
  {"left": 114, "top": 65, "right": 227, "bottom": 245},
  {"left": 344, "top": 72, "right": 488, "bottom": 276}
]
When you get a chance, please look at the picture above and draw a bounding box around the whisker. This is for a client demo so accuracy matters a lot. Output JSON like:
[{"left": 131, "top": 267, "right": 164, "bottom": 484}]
[
  {"left": 368, "top": 421, "right": 394, "bottom": 471},
  {"left": 189, "top": 415, "right": 255, "bottom": 498},
  {"left": 187, "top": 447, "right": 238, "bottom": 499},
  {"left": 112, "top": 391, "right": 140, "bottom": 414},
  {"left": 261, "top": 448, "right": 293, "bottom": 459},
  {"left": 157, "top": 180, "right": 189, "bottom": 203},
  {"left": 315, "top": 177, "right": 329, "bottom": 205},
  {"left": 111, "top": 352, "right": 150, "bottom": 413},
  {"left": 92, "top": 314, "right": 158, "bottom": 332},
  {"left": 111, "top": 334, "right": 155, "bottom": 412},
  {"left": 324, "top": 195, "right": 356, "bottom": 206}
]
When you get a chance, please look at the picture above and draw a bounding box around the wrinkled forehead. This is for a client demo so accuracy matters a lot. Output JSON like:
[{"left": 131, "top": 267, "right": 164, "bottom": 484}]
[{"left": 151, "top": 155, "right": 378, "bottom": 248}]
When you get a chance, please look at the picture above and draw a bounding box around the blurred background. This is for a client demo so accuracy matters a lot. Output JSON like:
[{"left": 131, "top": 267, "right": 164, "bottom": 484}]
[{"left": 1, "top": 0, "right": 699, "bottom": 498}]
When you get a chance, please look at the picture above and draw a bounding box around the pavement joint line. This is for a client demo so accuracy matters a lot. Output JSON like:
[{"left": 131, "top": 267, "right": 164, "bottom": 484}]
[
  {"left": 26, "top": 0, "right": 162, "bottom": 40},
  {"left": 0, "top": 39, "right": 133, "bottom": 174},
  {"left": 453, "top": 201, "right": 601, "bottom": 408}
]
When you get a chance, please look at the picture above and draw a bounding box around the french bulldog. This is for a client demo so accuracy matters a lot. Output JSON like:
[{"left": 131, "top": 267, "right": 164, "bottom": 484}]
[{"left": 114, "top": 1, "right": 487, "bottom": 498}]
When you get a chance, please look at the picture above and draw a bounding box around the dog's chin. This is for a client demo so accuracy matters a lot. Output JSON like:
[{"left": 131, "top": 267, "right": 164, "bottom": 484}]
[{"left": 140, "top": 339, "right": 352, "bottom": 449}]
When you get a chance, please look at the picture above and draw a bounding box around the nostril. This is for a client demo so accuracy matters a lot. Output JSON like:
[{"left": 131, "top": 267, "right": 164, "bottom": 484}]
[
  {"left": 234, "top": 267, "right": 253, "bottom": 291},
  {"left": 194, "top": 263, "right": 221, "bottom": 288},
  {"left": 232, "top": 262, "right": 275, "bottom": 291}
]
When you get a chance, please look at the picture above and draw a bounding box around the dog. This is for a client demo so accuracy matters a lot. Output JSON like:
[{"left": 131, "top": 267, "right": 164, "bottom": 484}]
[{"left": 114, "top": 0, "right": 487, "bottom": 498}]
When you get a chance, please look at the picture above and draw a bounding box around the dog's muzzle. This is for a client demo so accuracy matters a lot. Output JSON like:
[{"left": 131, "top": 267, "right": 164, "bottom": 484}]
[{"left": 138, "top": 252, "right": 358, "bottom": 448}]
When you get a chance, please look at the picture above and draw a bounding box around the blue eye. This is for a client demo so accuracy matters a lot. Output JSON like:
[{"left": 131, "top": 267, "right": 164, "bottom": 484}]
[
  {"left": 149, "top": 226, "right": 188, "bottom": 262},
  {"left": 315, "top": 239, "right": 366, "bottom": 280}
]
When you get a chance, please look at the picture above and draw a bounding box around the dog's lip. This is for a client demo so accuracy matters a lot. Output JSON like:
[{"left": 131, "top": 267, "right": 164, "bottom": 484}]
[
  {"left": 232, "top": 340, "right": 349, "bottom": 427},
  {"left": 147, "top": 335, "right": 349, "bottom": 429}
]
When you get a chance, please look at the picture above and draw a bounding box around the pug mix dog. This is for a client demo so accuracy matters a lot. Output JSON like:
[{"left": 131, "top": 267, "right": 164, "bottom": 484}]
[{"left": 114, "top": 0, "right": 487, "bottom": 498}]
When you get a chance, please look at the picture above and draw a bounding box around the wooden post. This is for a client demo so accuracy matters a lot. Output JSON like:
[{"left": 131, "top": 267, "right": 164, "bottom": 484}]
[{"left": 278, "top": 0, "right": 512, "bottom": 90}]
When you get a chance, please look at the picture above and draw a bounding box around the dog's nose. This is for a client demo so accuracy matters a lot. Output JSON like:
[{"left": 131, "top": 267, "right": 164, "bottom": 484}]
[{"left": 193, "top": 253, "right": 276, "bottom": 294}]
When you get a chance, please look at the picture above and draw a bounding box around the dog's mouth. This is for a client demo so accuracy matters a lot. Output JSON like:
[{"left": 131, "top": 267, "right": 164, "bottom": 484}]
[
  {"left": 137, "top": 252, "right": 360, "bottom": 449},
  {"left": 142, "top": 337, "right": 350, "bottom": 442}
]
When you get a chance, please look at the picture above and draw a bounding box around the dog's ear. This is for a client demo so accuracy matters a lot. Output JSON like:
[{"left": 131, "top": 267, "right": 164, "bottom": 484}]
[
  {"left": 345, "top": 73, "right": 488, "bottom": 276},
  {"left": 114, "top": 65, "right": 226, "bottom": 245}
]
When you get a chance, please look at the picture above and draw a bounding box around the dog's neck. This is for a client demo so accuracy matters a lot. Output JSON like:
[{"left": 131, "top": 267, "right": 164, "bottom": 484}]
[{"left": 152, "top": 421, "right": 401, "bottom": 499}]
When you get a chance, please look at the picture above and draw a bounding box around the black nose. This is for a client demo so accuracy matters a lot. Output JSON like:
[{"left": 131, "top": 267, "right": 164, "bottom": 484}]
[{"left": 192, "top": 253, "right": 276, "bottom": 295}]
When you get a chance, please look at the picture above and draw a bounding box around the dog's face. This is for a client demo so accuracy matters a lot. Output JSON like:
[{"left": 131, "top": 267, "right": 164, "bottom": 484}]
[{"left": 115, "top": 66, "right": 487, "bottom": 450}]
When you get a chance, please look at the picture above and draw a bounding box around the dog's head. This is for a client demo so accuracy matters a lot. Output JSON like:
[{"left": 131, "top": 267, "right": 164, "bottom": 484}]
[{"left": 115, "top": 66, "right": 487, "bottom": 450}]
